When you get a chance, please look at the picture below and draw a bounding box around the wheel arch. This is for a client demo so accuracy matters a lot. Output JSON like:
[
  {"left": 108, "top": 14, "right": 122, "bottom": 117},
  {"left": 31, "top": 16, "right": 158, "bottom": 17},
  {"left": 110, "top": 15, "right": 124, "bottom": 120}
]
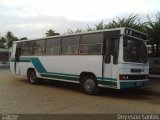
[
  {"left": 27, "top": 68, "right": 36, "bottom": 77},
  {"left": 79, "top": 71, "right": 97, "bottom": 83}
]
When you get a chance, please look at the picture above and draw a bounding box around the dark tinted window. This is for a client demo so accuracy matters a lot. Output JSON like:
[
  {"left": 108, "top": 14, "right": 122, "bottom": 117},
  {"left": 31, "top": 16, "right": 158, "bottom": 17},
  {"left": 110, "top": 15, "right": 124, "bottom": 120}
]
[
  {"left": 105, "top": 38, "right": 119, "bottom": 64},
  {"left": 33, "top": 40, "right": 45, "bottom": 47},
  {"left": 62, "top": 36, "right": 79, "bottom": 45},
  {"left": 17, "top": 42, "right": 23, "bottom": 48},
  {"left": 21, "top": 41, "right": 33, "bottom": 56},
  {"left": 32, "top": 40, "right": 45, "bottom": 55},
  {"left": 123, "top": 36, "right": 148, "bottom": 63},
  {"left": 46, "top": 38, "right": 61, "bottom": 47},
  {"left": 80, "top": 33, "right": 103, "bottom": 54},
  {"left": 61, "top": 36, "right": 80, "bottom": 55},
  {"left": 81, "top": 33, "right": 103, "bottom": 44},
  {"left": 23, "top": 41, "right": 33, "bottom": 48}
]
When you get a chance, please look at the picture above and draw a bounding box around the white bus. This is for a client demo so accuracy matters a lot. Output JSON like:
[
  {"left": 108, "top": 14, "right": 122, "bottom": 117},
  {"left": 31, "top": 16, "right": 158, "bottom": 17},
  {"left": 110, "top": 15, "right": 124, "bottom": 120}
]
[
  {"left": 0, "top": 48, "right": 10, "bottom": 68},
  {"left": 147, "top": 44, "right": 160, "bottom": 78},
  {"left": 10, "top": 28, "right": 149, "bottom": 94}
]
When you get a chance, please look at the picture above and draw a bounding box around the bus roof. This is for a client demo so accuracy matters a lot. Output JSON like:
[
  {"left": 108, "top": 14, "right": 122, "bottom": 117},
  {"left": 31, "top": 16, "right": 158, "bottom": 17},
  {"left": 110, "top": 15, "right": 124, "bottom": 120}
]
[{"left": 14, "top": 27, "right": 147, "bottom": 43}]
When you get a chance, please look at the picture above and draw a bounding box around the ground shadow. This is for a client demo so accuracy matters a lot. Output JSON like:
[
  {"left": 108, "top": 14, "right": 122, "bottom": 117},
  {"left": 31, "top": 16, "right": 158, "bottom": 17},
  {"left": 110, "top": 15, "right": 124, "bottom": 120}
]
[{"left": 19, "top": 78, "right": 160, "bottom": 104}]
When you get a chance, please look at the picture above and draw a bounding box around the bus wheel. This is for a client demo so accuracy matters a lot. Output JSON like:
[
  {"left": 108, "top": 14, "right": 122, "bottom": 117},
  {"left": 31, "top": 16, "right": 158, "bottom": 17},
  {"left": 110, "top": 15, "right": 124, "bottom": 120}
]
[
  {"left": 28, "top": 70, "right": 39, "bottom": 85},
  {"left": 81, "top": 75, "right": 99, "bottom": 95}
]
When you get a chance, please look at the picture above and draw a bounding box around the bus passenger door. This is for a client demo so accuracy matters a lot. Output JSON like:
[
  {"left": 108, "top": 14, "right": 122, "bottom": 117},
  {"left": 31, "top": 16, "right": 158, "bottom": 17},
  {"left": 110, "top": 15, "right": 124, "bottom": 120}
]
[
  {"left": 103, "top": 38, "right": 119, "bottom": 87},
  {"left": 15, "top": 47, "right": 21, "bottom": 74},
  {"left": 10, "top": 42, "right": 22, "bottom": 75},
  {"left": 103, "top": 39, "right": 112, "bottom": 85}
]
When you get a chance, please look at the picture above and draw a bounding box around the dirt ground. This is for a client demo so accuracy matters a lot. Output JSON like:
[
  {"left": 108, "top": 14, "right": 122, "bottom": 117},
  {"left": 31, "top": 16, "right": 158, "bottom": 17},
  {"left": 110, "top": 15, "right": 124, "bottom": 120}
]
[{"left": 0, "top": 69, "right": 160, "bottom": 114}]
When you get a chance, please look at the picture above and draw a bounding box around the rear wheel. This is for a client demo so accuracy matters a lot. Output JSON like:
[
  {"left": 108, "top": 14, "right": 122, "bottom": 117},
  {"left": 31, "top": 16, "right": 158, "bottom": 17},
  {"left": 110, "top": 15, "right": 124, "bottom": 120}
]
[
  {"left": 27, "top": 70, "right": 39, "bottom": 85},
  {"left": 81, "top": 75, "right": 99, "bottom": 95}
]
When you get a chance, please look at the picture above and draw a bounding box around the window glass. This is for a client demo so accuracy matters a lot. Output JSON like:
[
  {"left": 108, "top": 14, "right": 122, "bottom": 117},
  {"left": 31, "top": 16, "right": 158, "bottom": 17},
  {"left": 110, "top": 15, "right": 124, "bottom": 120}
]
[
  {"left": 21, "top": 41, "right": 33, "bottom": 56},
  {"left": 80, "top": 33, "right": 103, "bottom": 54},
  {"left": 80, "top": 44, "right": 101, "bottom": 54},
  {"left": 46, "top": 46, "right": 60, "bottom": 55},
  {"left": 21, "top": 49, "right": 32, "bottom": 56},
  {"left": 33, "top": 40, "right": 45, "bottom": 47},
  {"left": 81, "top": 33, "right": 103, "bottom": 44},
  {"left": 23, "top": 41, "right": 33, "bottom": 48},
  {"left": 61, "top": 46, "right": 78, "bottom": 55},
  {"left": 32, "top": 40, "right": 45, "bottom": 55},
  {"left": 32, "top": 48, "right": 44, "bottom": 55},
  {"left": 123, "top": 39, "right": 138, "bottom": 62},
  {"left": 46, "top": 38, "right": 61, "bottom": 47},
  {"left": 61, "top": 36, "right": 79, "bottom": 55},
  {"left": 62, "top": 36, "right": 79, "bottom": 45},
  {"left": 17, "top": 42, "right": 23, "bottom": 48},
  {"left": 46, "top": 38, "right": 60, "bottom": 55},
  {"left": 123, "top": 36, "right": 148, "bottom": 63}
]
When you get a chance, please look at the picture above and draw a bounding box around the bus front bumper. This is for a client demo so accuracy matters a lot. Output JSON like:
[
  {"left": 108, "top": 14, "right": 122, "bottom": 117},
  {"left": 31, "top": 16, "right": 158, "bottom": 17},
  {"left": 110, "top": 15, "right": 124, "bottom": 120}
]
[{"left": 120, "top": 79, "right": 149, "bottom": 89}]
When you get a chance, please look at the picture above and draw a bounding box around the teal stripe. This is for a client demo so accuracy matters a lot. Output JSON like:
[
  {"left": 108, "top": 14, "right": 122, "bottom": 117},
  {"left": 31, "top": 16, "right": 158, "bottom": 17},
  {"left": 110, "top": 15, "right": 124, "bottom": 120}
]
[
  {"left": 30, "top": 58, "right": 47, "bottom": 73},
  {"left": 98, "top": 80, "right": 117, "bottom": 86},
  {"left": 40, "top": 73, "right": 78, "bottom": 81},
  {"left": 47, "top": 72, "right": 79, "bottom": 77},
  {"left": 120, "top": 80, "right": 149, "bottom": 89},
  {"left": 10, "top": 58, "right": 30, "bottom": 62}
]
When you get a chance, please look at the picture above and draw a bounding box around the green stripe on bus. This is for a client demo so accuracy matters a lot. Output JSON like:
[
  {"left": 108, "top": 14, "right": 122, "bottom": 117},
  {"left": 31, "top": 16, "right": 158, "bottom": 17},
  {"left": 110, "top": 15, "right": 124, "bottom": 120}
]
[
  {"left": 10, "top": 58, "right": 30, "bottom": 62},
  {"left": 98, "top": 80, "right": 117, "bottom": 86},
  {"left": 120, "top": 80, "right": 149, "bottom": 89},
  {"left": 40, "top": 73, "right": 79, "bottom": 81},
  {"left": 30, "top": 58, "right": 47, "bottom": 73}
]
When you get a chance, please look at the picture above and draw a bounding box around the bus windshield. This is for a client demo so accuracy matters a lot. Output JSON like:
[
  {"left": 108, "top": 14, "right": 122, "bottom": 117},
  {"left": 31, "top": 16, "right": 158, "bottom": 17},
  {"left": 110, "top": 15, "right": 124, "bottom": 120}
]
[{"left": 123, "top": 36, "right": 148, "bottom": 63}]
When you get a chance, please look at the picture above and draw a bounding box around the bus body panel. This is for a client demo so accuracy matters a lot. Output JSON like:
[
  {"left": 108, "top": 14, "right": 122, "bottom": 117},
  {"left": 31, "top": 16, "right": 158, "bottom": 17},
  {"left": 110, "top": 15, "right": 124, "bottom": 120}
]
[
  {"left": 10, "top": 27, "right": 149, "bottom": 91},
  {"left": 18, "top": 55, "right": 103, "bottom": 84}
]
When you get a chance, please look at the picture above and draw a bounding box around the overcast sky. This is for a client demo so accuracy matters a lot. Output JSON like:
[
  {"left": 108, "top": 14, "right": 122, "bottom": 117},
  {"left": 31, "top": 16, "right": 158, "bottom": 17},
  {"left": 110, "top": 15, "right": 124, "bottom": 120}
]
[{"left": 0, "top": 0, "right": 160, "bottom": 39}]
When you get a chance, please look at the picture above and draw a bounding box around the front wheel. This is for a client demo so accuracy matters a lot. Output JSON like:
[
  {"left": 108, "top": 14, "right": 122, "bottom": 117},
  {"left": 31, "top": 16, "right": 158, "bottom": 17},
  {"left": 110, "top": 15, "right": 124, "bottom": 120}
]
[
  {"left": 81, "top": 75, "right": 99, "bottom": 95},
  {"left": 27, "top": 70, "right": 39, "bottom": 85}
]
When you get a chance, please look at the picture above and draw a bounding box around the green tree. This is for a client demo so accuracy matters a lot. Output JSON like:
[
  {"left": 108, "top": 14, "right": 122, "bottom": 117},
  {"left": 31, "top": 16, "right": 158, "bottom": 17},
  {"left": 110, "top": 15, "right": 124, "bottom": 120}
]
[
  {"left": 5, "top": 31, "right": 18, "bottom": 48},
  {"left": 146, "top": 13, "right": 160, "bottom": 56},
  {"left": 95, "top": 21, "right": 105, "bottom": 30},
  {"left": 65, "top": 28, "right": 84, "bottom": 34},
  {"left": 45, "top": 29, "right": 60, "bottom": 37},
  {"left": 104, "top": 14, "right": 146, "bottom": 32},
  {"left": 20, "top": 37, "right": 28, "bottom": 40}
]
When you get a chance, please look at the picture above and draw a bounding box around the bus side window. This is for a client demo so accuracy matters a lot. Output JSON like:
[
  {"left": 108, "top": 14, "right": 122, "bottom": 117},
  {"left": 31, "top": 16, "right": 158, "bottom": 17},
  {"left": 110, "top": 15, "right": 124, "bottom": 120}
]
[
  {"left": 32, "top": 40, "right": 45, "bottom": 55},
  {"left": 21, "top": 41, "right": 33, "bottom": 56},
  {"left": 61, "top": 36, "right": 79, "bottom": 55},
  {"left": 80, "top": 33, "right": 103, "bottom": 55},
  {"left": 46, "top": 38, "right": 61, "bottom": 55}
]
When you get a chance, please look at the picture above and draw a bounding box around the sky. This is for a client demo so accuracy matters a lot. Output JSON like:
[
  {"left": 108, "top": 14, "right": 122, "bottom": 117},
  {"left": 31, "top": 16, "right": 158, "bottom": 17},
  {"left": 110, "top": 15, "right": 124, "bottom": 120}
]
[{"left": 0, "top": 0, "right": 160, "bottom": 39}]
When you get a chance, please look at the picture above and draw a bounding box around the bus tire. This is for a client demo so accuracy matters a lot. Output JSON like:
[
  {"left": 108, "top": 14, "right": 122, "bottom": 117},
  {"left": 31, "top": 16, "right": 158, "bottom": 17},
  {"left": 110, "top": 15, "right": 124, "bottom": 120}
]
[
  {"left": 27, "top": 70, "right": 39, "bottom": 85},
  {"left": 81, "top": 75, "right": 99, "bottom": 95}
]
